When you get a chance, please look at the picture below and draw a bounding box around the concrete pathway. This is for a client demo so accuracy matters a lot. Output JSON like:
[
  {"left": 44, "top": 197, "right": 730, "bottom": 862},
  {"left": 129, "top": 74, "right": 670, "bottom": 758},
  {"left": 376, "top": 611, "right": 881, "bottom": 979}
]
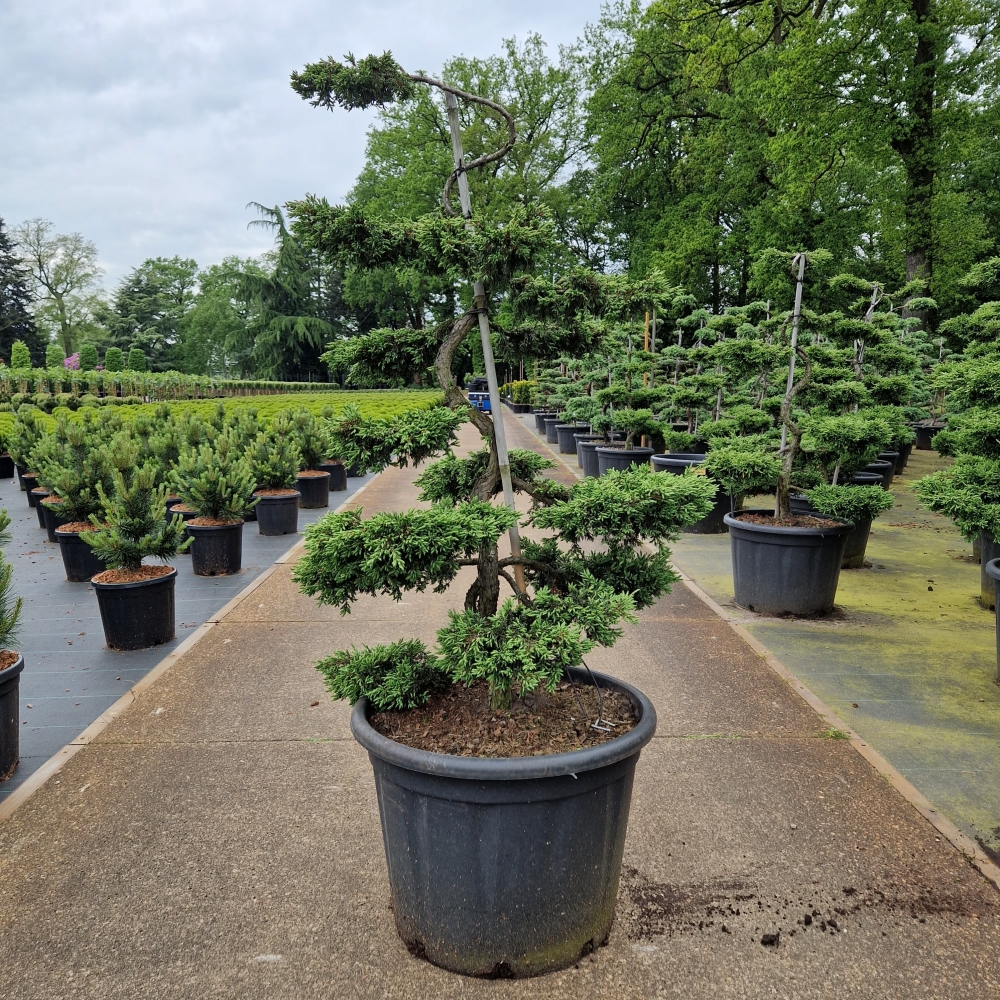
[{"left": 0, "top": 423, "right": 997, "bottom": 998}]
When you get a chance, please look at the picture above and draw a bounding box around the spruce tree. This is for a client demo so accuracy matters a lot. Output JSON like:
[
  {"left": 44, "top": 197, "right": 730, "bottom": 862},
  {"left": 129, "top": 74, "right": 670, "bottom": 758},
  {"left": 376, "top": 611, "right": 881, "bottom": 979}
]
[{"left": 0, "top": 219, "right": 45, "bottom": 366}]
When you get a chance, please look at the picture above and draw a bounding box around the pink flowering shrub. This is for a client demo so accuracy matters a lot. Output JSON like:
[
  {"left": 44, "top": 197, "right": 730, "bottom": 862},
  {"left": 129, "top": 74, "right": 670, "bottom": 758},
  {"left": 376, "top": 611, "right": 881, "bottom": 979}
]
[{"left": 64, "top": 353, "right": 80, "bottom": 370}]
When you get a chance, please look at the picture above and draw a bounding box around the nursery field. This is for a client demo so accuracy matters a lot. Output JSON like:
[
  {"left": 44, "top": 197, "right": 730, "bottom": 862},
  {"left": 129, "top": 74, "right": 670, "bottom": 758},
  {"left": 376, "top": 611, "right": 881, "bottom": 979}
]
[{"left": 0, "top": 389, "right": 443, "bottom": 437}]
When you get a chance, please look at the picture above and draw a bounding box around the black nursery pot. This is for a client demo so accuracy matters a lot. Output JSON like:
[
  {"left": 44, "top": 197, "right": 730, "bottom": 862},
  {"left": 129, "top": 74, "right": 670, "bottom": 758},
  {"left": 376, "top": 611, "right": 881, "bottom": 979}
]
[
  {"left": 841, "top": 518, "right": 873, "bottom": 569},
  {"left": 169, "top": 504, "right": 197, "bottom": 549},
  {"left": 533, "top": 410, "right": 554, "bottom": 434},
  {"left": 579, "top": 440, "right": 603, "bottom": 478},
  {"left": 352, "top": 667, "right": 656, "bottom": 978},
  {"left": 55, "top": 527, "right": 107, "bottom": 582},
  {"left": 0, "top": 454, "right": 14, "bottom": 480},
  {"left": 23, "top": 475, "right": 41, "bottom": 507},
  {"left": 296, "top": 470, "right": 331, "bottom": 509},
  {"left": 188, "top": 521, "right": 243, "bottom": 576},
  {"left": 979, "top": 532, "right": 1000, "bottom": 610},
  {"left": 544, "top": 416, "right": 562, "bottom": 444},
  {"left": 41, "top": 499, "right": 70, "bottom": 543},
  {"left": 914, "top": 423, "right": 945, "bottom": 450},
  {"left": 31, "top": 488, "right": 49, "bottom": 527},
  {"left": 573, "top": 434, "right": 603, "bottom": 467},
  {"left": 319, "top": 461, "right": 348, "bottom": 492},
  {"left": 0, "top": 653, "right": 24, "bottom": 781},
  {"left": 254, "top": 491, "right": 300, "bottom": 536},
  {"left": 92, "top": 568, "right": 176, "bottom": 650},
  {"left": 724, "top": 509, "right": 853, "bottom": 616},
  {"left": 847, "top": 471, "right": 883, "bottom": 488},
  {"left": 894, "top": 442, "right": 913, "bottom": 474},
  {"left": 685, "top": 487, "right": 742, "bottom": 534},
  {"left": 15, "top": 464, "right": 26, "bottom": 491},
  {"left": 596, "top": 446, "right": 654, "bottom": 476},
  {"left": 650, "top": 453, "right": 707, "bottom": 474},
  {"left": 863, "top": 461, "right": 894, "bottom": 490},
  {"left": 790, "top": 494, "right": 818, "bottom": 515},
  {"left": 877, "top": 452, "right": 899, "bottom": 480},
  {"left": 986, "top": 559, "right": 1000, "bottom": 681},
  {"left": 555, "top": 424, "right": 585, "bottom": 454}
]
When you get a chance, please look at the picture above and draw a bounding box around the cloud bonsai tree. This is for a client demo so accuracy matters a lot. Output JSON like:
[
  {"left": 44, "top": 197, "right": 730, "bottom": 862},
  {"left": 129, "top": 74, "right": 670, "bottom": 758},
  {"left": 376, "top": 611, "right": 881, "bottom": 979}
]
[{"left": 288, "top": 52, "right": 717, "bottom": 713}]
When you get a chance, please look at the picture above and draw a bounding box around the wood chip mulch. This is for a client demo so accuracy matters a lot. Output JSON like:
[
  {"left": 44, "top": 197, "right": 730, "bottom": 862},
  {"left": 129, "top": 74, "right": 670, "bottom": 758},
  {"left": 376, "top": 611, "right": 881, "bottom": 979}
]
[
  {"left": 92, "top": 565, "right": 174, "bottom": 584},
  {"left": 370, "top": 680, "right": 637, "bottom": 758}
]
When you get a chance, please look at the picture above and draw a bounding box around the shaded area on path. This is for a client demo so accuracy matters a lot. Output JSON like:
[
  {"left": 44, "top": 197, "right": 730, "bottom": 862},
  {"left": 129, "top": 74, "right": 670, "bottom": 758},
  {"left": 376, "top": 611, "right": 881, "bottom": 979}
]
[
  {"left": 0, "top": 420, "right": 996, "bottom": 998},
  {"left": 0, "top": 471, "right": 373, "bottom": 802}
]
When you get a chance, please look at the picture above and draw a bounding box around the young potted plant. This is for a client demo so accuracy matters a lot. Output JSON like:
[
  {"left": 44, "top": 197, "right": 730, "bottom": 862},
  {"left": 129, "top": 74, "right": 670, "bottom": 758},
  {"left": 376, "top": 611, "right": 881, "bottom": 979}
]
[
  {"left": 291, "top": 408, "right": 332, "bottom": 508},
  {"left": 9, "top": 406, "right": 44, "bottom": 496},
  {"left": 691, "top": 444, "right": 782, "bottom": 534},
  {"left": 246, "top": 421, "right": 302, "bottom": 536},
  {"left": 0, "top": 508, "right": 24, "bottom": 780},
  {"left": 171, "top": 430, "right": 256, "bottom": 575},
  {"left": 289, "top": 49, "right": 718, "bottom": 977},
  {"left": 84, "top": 435, "right": 190, "bottom": 650},
  {"left": 804, "top": 484, "right": 896, "bottom": 568}
]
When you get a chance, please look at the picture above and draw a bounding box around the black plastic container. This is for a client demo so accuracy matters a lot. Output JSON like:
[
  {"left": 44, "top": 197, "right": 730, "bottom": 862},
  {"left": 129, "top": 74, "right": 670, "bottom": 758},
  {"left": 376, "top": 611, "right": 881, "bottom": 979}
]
[
  {"left": 347, "top": 463, "right": 366, "bottom": 478},
  {"left": 296, "top": 471, "right": 331, "bottom": 509},
  {"left": 863, "top": 460, "right": 894, "bottom": 490},
  {"left": 544, "top": 416, "right": 562, "bottom": 444},
  {"left": 724, "top": 509, "right": 853, "bottom": 616},
  {"left": 986, "top": 559, "right": 1000, "bottom": 681},
  {"left": 31, "top": 488, "right": 49, "bottom": 527},
  {"left": 877, "top": 452, "right": 899, "bottom": 480},
  {"left": 92, "top": 568, "right": 176, "bottom": 650},
  {"left": 352, "top": 667, "right": 656, "bottom": 978},
  {"left": 847, "top": 471, "right": 884, "bottom": 488},
  {"left": 55, "top": 527, "right": 107, "bottom": 582},
  {"left": 15, "top": 464, "right": 26, "bottom": 491},
  {"left": 24, "top": 475, "right": 41, "bottom": 507},
  {"left": 0, "top": 454, "right": 14, "bottom": 479},
  {"left": 0, "top": 653, "right": 24, "bottom": 781},
  {"left": 651, "top": 453, "right": 707, "bottom": 474},
  {"left": 979, "top": 532, "right": 1000, "bottom": 610},
  {"left": 841, "top": 518, "right": 873, "bottom": 569},
  {"left": 169, "top": 504, "right": 197, "bottom": 549},
  {"left": 41, "top": 499, "right": 70, "bottom": 543},
  {"left": 596, "top": 446, "right": 654, "bottom": 476},
  {"left": 573, "top": 434, "right": 603, "bottom": 468},
  {"left": 579, "top": 440, "right": 603, "bottom": 477},
  {"left": 894, "top": 442, "right": 913, "bottom": 474},
  {"left": 254, "top": 491, "right": 300, "bottom": 535},
  {"left": 554, "top": 423, "right": 582, "bottom": 454},
  {"left": 319, "top": 461, "right": 348, "bottom": 492},
  {"left": 188, "top": 521, "right": 244, "bottom": 576},
  {"left": 790, "top": 494, "right": 818, "bottom": 514},
  {"left": 914, "top": 423, "right": 945, "bottom": 450},
  {"left": 533, "top": 410, "right": 555, "bottom": 434}
]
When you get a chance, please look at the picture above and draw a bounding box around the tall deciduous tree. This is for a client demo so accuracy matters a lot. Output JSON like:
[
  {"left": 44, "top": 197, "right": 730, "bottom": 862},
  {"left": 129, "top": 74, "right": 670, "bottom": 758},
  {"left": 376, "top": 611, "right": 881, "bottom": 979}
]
[{"left": 13, "top": 218, "right": 105, "bottom": 354}]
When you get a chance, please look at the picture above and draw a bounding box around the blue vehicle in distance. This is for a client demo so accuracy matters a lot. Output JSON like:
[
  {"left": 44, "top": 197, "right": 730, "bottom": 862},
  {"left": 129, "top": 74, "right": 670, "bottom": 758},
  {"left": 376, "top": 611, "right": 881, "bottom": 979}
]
[{"left": 466, "top": 376, "right": 491, "bottom": 412}]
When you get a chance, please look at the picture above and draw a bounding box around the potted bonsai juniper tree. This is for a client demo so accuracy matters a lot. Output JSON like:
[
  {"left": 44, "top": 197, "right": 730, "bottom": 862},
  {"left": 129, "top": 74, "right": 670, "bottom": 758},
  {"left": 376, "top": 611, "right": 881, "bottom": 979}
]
[
  {"left": 85, "top": 435, "right": 190, "bottom": 650},
  {"left": 289, "top": 52, "right": 717, "bottom": 978},
  {"left": 171, "top": 429, "right": 256, "bottom": 576}
]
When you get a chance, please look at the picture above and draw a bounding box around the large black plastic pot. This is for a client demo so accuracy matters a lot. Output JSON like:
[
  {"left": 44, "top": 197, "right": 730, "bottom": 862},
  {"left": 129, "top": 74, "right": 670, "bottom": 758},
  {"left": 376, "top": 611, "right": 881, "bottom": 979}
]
[
  {"left": 894, "top": 442, "right": 913, "bottom": 474},
  {"left": 877, "top": 452, "right": 899, "bottom": 480},
  {"left": 986, "top": 559, "right": 1000, "bottom": 681},
  {"left": 533, "top": 410, "right": 555, "bottom": 434},
  {"left": 188, "top": 521, "right": 244, "bottom": 576},
  {"left": 15, "top": 464, "right": 26, "bottom": 491},
  {"left": 685, "top": 487, "right": 742, "bottom": 534},
  {"left": 319, "top": 461, "right": 348, "bottom": 492},
  {"left": 41, "top": 499, "right": 70, "bottom": 543},
  {"left": 544, "top": 416, "right": 562, "bottom": 444},
  {"left": 847, "top": 471, "right": 883, "bottom": 488},
  {"left": 555, "top": 424, "right": 585, "bottom": 454},
  {"left": 353, "top": 667, "right": 656, "bottom": 978},
  {"left": 651, "top": 453, "right": 707, "bottom": 474},
  {"left": 573, "top": 434, "right": 603, "bottom": 467},
  {"left": 297, "top": 471, "right": 331, "bottom": 509},
  {"left": 0, "top": 653, "right": 24, "bottom": 781},
  {"left": 979, "top": 532, "right": 1000, "bottom": 610},
  {"left": 790, "top": 494, "right": 817, "bottom": 515},
  {"left": 864, "top": 460, "right": 894, "bottom": 490},
  {"left": 255, "top": 491, "right": 300, "bottom": 536},
  {"left": 914, "top": 423, "right": 945, "bottom": 450},
  {"left": 169, "top": 504, "right": 197, "bottom": 548},
  {"left": 0, "top": 454, "right": 13, "bottom": 479},
  {"left": 23, "top": 475, "right": 40, "bottom": 507},
  {"left": 31, "top": 488, "right": 49, "bottom": 527},
  {"left": 596, "top": 446, "right": 654, "bottom": 476},
  {"left": 724, "top": 509, "right": 853, "bottom": 616},
  {"left": 579, "top": 440, "right": 603, "bottom": 478},
  {"left": 841, "top": 518, "right": 873, "bottom": 569},
  {"left": 92, "top": 568, "right": 176, "bottom": 650},
  {"left": 55, "top": 528, "right": 107, "bottom": 582}
]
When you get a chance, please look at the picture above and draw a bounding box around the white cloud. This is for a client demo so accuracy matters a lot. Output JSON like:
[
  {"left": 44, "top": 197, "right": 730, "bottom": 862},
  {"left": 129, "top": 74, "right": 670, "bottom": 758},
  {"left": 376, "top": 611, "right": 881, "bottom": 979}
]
[{"left": 0, "top": 0, "right": 603, "bottom": 286}]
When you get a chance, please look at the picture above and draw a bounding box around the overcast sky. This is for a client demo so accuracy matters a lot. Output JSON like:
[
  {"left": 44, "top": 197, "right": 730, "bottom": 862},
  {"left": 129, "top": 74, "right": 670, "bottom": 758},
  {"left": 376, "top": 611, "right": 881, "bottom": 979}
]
[{"left": 1, "top": 0, "right": 605, "bottom": 288}]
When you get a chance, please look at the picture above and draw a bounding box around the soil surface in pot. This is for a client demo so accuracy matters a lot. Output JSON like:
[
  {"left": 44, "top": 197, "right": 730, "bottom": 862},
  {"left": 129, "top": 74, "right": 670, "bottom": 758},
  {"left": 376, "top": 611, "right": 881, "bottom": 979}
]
[
  {"left": 0, "top": 649, "right": 19, "bottom": 670},
  {"left": 188, "top": 516, "right": 242, "bottom": 527},
  {"left": 58, "top": 521, "right": 96, "bottom": 533},
  {"left": 255, "top": 488, "right": 299, "bottom": 496},
  {"left": 92, "top": 564, "right": 174, "bottom": 584},
  {"left": 737, "top": 513, "right": 835, "bottom": 529},
  {"left": 297, "top": 470, "right": 328, "bottom": 477},
  {"left": 169, "top": 503, "right": 195, "bottom": 513},
  {"left": 370, "top": 680, "right": 637, "bottom": 757}
]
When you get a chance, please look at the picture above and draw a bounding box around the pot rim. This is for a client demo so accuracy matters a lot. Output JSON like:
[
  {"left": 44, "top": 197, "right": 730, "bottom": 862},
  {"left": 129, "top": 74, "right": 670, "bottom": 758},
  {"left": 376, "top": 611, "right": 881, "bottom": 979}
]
[
  {"left": 54, "top": 526, "right": 98, "bottom": 538},
  {"left": 253, "top": 489, "right": 302, "bottom": 500},
  {"left": 185, "top": 519, "right": 245, "bottom": 533},
  {"left": 724, "top": 507, "right": 854, "bottom": 536},
  {"left": 91, "top": 566, "right": 178, "bottom": 591},
  {"left": 986, "top": 557, "right": 1000, "bottom": 583},
  {"left": 595, "top": 445, "right": 655, "bottom": 456},
  {"left": 652, "top": 453, "right": 706, "bottom": 463},
  {"left": 0, "top": 651, "right": 24, "bottom": 683},
  {"left": 351, "top": 666, "right": 656, "bottom": 781},
  {"left": 297, "top": 470, "right": 331, "bottom": 479}
]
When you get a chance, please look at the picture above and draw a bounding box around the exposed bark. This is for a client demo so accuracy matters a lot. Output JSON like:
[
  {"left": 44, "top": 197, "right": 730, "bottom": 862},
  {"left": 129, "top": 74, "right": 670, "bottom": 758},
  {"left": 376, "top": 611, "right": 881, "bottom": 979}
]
[{"left": 774, "top": 346, "right": 812, "bottom": 520}]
